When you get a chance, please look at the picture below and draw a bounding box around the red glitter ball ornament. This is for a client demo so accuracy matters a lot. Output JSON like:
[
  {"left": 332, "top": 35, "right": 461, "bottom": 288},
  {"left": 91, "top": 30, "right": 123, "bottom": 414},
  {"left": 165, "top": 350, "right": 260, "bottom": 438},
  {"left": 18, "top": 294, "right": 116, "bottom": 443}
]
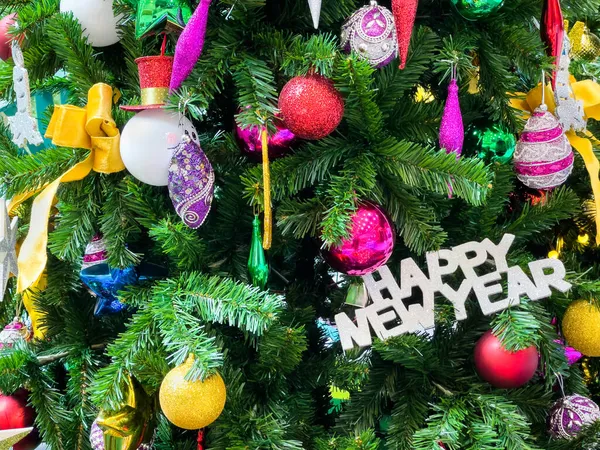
[
  {"left": 474, "top": 330, "right": 539, "bottom": 389},
  {"left": 278, "top": 74, "right": 344, "bottom": 140},
  {"left": 321, "top": 202, "right": 395, "bottom": 276},
  {"left": 0, "top": 390, "right": 40, "bottom": 450}
]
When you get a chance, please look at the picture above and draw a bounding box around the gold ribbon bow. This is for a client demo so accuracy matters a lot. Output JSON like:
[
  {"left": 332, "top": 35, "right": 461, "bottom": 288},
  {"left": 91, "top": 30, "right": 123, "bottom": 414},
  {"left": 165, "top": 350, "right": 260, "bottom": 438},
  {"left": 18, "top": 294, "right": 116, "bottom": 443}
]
[
  {"left": 10, "top": 83, "right": 125, "bottom": 294},
  {"left": 510, "top": 78, "right": 600, "bottom": 245}
]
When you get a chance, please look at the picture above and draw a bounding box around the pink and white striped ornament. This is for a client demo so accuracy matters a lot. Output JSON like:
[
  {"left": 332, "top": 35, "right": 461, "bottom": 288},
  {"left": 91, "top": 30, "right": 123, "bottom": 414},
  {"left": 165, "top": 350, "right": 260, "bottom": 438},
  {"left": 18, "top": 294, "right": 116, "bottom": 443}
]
[{"left": 514, "top": 105, "right": 573, "bottom": 190}]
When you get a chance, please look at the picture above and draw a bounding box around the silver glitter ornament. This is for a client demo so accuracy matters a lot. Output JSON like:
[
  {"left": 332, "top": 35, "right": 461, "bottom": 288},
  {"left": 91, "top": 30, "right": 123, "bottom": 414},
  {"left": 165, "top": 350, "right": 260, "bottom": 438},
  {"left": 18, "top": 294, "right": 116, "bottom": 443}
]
[
  {"left": 0, "top": 199, "right": 18, "bottom": 300},
  {"left": 555, "top": 35, "right": 586, "bottom": 132},
  {"left": 8, "top": 41, "right": 43, "bottom": 148},
  {"left": 308, "top": 0, "right": 322, "bottom": 28},
  {"left": 341, "top": 1, "right": 397, "bottom": 68}
]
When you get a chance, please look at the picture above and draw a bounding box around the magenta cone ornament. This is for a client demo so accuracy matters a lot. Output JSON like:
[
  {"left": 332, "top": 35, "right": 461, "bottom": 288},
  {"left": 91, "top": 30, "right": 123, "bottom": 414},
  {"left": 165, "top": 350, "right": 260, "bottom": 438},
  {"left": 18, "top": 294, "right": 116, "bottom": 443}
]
[
  {"left": 168, "top": 134, "right": 215, "bottom": 229},
  {"left": 439, "top": 77, "right": 464, "bottom": 156},
  {"left": 514, "top": 104, "right": 573, "bottom": 190}
]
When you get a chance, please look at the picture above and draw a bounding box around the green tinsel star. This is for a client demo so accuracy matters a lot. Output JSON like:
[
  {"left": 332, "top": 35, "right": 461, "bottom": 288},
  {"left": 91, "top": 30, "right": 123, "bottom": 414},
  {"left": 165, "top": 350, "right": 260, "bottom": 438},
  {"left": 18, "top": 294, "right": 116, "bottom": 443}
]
[{"left": 135, "top": 0, "right": 193, "bottom": 39}]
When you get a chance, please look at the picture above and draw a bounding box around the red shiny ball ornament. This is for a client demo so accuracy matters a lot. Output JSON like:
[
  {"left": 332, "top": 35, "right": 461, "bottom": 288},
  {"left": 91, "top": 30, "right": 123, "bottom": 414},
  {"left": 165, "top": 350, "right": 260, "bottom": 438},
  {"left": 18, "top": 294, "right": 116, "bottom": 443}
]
[
  {"left": 0, "top": 390, "right": 39, "bottom": 450},
  {"left": 474, "top": 330, "right": 538, "bottom": 389},
  {"left": 234, "top": 118, "right": 296, "bottom": 161},
  {"left": 278, "top": 74, "right": 344, "bottom": 140},
  {"left": 0, "top": 14, "right": 17, "bottom": 61},
  {"left": 322, "top": 202, "right": 395, "bottom": 275}
]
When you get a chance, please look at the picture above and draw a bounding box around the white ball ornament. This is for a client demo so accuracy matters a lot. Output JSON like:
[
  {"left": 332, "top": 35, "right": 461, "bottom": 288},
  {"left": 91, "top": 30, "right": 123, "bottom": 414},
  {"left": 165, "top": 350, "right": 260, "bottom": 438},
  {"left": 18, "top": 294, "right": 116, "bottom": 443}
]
[
  {"left": 120, "top": 109, "right": 199, "bottom": 186},
  {"left": 60, "top": 0, "right": 121, "bottom": 47}
]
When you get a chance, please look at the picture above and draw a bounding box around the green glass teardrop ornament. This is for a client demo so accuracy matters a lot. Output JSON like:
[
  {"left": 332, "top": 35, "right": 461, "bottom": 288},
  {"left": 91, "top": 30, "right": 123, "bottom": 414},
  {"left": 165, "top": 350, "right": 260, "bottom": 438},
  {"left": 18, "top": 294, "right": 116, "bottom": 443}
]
[{"left": 248, "top": 215, "right": 269, "bottom": 289}]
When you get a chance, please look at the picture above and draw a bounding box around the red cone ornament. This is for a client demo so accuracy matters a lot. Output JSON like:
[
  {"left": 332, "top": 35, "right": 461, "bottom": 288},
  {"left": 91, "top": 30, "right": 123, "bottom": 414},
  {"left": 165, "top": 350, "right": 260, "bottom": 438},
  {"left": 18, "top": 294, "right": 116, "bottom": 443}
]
[
  {"left": 279, "top": 74, "right": 344, "bottom": 140},
  {"left": 321, "top": 202, "right": 395, "bottom": 275},
  {"left": 474, "top": 330, "right": 538, "bottom": 388},
  {"left": 391, "top": 0, "right": 418, "bottom": 69},
  {"left": 541, "top": 0, "right": 564, "bottom": 87}
]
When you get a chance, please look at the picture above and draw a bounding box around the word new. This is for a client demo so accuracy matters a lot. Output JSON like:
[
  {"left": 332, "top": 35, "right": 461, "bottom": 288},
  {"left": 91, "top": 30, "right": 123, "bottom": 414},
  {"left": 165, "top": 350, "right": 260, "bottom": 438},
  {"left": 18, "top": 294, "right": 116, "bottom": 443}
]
[{"left": 335, "top": 234, "right": 571, "bottom": 350}]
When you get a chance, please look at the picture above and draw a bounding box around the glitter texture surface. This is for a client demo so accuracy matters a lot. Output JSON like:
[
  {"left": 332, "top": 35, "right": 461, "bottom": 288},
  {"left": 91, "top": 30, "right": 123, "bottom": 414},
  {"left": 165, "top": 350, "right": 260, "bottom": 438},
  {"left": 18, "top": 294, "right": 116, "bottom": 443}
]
[
  {"left": 170, "top": 0, "right": 212, "bottom": 91},
  {"left": 278, "top": 74, "right": 344, "bottom": 140},
  {"left": 159, "top": 357, "right": 226, "bottom": 430},
  {"left": 340, "top": 1, "right": 398, "bottom": 68},
  {"left": 548, "top": 395, "right": 600, "bottom": 439},
  {"left": 439, "top": 78, "right": 464, "bottom": 156},
  {"left": 391, "top": 0, "right": 418, "bottom": 69},
  {"left": 321, "top": 202, "right": 395, "bottom": 276},
  {"left": 562, "top": 299, "right": 600, "bottom": 357},
  {"left": 168, "top": 136, "right": 215, "bottom": 229},
  {"left": 569, "top": 22, "right": 600, "bottom": 60},
  {"left": 514, "top": 107, "right": 573, "bottom": 189},
  {"left": 121, "top": 56, "right": 173, "bottom": 111}
]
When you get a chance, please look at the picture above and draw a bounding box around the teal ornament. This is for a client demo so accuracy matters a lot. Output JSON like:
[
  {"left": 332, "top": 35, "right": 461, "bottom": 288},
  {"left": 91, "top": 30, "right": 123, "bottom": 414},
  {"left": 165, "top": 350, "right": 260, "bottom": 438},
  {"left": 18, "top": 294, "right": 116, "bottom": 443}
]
[
  {"left": 450, "top": 0, "right": 504, "bottom": 20},
  {"left": 248, "top": 215, "right": 268, "bottom": 289},
  {"left": 476, "top": 125, "right": 515, "bottom": 164}
]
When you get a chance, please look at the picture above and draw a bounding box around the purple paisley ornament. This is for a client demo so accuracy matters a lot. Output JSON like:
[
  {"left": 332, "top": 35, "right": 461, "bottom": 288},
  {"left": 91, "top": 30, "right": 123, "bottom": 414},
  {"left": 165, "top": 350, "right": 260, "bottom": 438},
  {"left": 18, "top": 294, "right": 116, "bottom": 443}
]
[
  {"left": 439, "top": 78, "right": 464, "bottom": 156},
  {"left": 341, "top": 1, "right": 397, "bottom": 68},
  {"left": 168, "top": 135, "right": 215, "bottom": 229}
]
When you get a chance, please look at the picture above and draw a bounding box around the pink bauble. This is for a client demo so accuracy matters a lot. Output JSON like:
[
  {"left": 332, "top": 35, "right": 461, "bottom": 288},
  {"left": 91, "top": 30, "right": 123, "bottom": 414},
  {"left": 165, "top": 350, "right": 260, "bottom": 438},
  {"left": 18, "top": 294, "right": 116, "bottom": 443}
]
[
  {"left": 278, "top": 74, "right": 344, "bottom": 140},
  {"left": 235, "top": 119, "right": 296, "bottom": 161},
  {"left": 514, "top": 106, "right": 573, "bottom": 190},
  {"left": 321, "top": 202, "right": 395, "bottom": 275},
  {"left": 0, "top": 14, "right": 16, "bottom": 61},
  {"left": 474, "top": 330, "right": 538, "bottom": 389}
]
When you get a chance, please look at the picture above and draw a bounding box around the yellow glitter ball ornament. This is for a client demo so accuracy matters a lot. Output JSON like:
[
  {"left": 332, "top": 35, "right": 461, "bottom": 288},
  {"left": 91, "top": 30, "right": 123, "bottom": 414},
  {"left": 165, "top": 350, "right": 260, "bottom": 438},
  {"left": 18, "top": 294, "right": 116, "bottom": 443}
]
[
  {"left": 562, "top": 300, "right": 600, "bottom": 357},
  {"left": 159, "top": 356, "right": 226, "bottom": 430},
  {"left": 568, "top": 21, "right": 600, "bottom": 61}
]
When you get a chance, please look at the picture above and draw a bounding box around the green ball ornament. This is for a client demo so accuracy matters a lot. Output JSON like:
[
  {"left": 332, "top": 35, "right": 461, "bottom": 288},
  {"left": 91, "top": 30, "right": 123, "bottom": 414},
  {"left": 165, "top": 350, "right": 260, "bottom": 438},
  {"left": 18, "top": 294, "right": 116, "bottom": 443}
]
[
  {"left": 451, "top": 0, "right": 504, "bottom": 20},
  {"left": 475, "top": 125, "right": 515, "bottom": 164}
]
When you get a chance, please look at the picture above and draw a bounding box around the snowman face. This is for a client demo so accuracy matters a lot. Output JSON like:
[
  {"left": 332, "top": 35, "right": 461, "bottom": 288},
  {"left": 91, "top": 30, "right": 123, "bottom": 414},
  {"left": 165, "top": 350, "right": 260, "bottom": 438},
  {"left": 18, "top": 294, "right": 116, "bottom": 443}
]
[{"left": 180, "top": 119, "right": 200, "bottom": 145}]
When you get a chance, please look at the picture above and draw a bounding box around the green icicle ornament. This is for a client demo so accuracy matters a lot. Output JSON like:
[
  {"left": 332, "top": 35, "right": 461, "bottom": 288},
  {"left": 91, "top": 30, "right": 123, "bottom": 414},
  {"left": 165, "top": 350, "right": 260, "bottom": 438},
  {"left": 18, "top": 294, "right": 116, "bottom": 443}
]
[{"left": 248, "top": 215, "right": 269, "bottom": 289}]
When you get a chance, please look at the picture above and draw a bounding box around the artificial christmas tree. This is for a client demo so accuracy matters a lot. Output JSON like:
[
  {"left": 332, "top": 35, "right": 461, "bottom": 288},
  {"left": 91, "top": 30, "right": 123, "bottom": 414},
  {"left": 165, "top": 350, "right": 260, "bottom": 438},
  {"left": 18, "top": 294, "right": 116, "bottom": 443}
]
[{"left": 1, "top": 0, "right": 600, "bottom": 449}]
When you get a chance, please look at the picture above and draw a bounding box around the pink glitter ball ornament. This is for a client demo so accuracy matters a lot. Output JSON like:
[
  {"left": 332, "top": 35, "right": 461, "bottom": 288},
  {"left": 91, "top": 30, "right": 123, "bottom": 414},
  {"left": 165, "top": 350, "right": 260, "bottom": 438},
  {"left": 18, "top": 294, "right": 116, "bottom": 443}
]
[
  {"left": 340, "top": 1, "right": 398, "bottom": 68},
  {"left": 514, "top": 105, "right": 574, "bottom": 190},
  {"left": 548, "top": 395, "right": 600, "bottom": 439},
  {"left": 439, "top": 78, "right": 464, "bottom": 156},
  {"left": 235, "top": 118, "right": 296, "bottom": 161},
  {"left": 321, "top": 202, "right": 395, "bottom": 276}
]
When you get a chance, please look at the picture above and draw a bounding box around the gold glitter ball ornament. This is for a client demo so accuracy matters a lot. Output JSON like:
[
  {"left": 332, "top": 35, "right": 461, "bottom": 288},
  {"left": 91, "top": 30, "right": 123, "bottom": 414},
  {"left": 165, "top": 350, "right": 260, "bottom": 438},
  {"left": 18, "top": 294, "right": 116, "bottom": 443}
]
[
  {"left": 568, "top": 22, "right": 600, "bottom": 61},
  {"left": 562, "top": 300, "right": 600, "bottom": 357},
  {"left": 159, "top": 356, "right": 226, "bottom": 430}
]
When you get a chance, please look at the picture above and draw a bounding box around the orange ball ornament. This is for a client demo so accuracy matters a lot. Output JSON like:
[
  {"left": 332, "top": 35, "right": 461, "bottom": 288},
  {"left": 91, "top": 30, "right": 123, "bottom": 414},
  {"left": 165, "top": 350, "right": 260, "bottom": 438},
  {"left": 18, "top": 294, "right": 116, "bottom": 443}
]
[{"left": 159, "top": 356, "right": 226, "bottom": 430}]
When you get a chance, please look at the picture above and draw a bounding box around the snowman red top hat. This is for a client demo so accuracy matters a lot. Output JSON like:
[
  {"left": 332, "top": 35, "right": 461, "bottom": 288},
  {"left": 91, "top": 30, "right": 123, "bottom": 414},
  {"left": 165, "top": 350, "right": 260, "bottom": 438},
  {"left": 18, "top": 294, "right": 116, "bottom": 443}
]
[{"left": 120, "top": 54, "right": 173, "bottom": 112}]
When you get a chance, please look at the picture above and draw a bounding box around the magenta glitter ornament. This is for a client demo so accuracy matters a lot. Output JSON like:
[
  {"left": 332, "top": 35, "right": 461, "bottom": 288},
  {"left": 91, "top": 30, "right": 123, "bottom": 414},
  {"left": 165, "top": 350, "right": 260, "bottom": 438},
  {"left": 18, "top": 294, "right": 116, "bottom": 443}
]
[
  {"left": 279, "top": 74, "right": 344, "bottom": 140},
  {"left": 322, "top": 202, "right": 395, "bottom": 275},
  {"left": 548, "top": 395, "right": 600, "bottom": 439},
  {"left": 439, "top": 78, "right": 464, "bottom": 156},
  {"left": 168, "top": 135, "right": 215, "bottom": 229},
  {"left": 235, "top": 119, "right": 296, "bottom": 161},
  {"left": 170, "top": 0, "right": 212, "bottom": 91},
  {"left": 340, "top": 1, "right": 398, "bottom": 68},
  {"left": 514, "top": 105, "right": 573, "bottom": 190}
]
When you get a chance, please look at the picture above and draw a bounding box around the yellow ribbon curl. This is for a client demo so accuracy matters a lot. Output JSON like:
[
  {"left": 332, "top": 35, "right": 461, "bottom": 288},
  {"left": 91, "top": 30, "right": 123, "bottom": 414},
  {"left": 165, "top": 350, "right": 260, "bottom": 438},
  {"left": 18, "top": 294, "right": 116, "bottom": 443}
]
[
  {"left": 10, "top": 83, "right": 125, "bottom": 295},
  {"left": 510, "top": 78, "right": 600, "bottom": 245}
]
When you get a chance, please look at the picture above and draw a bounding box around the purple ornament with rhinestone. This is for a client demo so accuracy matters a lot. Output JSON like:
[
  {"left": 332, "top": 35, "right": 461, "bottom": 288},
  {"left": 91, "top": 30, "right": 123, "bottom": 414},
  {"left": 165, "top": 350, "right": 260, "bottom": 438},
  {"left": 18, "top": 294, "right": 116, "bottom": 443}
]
[
  {"left": 548, "top": 395, "right": 600, "bottom": 439},
  {"left": 341, "top": 0, "right": 397, "bottom": 68},
  {"left": 168, "top": 135, "right": 215, "bottom": 229},
  {"left": 514, "top": 106, "right": 574, "bottom": 190}
]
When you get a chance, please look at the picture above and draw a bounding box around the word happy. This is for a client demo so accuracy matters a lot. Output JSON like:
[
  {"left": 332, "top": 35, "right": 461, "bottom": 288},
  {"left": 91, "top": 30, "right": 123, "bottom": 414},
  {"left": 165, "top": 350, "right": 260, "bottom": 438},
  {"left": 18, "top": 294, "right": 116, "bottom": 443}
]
[{"left": 335, "top": 234, "right": 571, "bottom": 351}]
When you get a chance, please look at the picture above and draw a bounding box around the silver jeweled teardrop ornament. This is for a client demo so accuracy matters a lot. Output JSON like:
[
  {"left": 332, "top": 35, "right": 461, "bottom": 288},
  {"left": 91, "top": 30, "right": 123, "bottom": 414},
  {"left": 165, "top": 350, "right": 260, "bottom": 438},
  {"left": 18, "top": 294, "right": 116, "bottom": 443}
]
[
  {"left": 168, "top": 134, "right": 215, "bottom": 229},
  {"left": 341, "top": 0, "right": 397, "bottom": 68}
]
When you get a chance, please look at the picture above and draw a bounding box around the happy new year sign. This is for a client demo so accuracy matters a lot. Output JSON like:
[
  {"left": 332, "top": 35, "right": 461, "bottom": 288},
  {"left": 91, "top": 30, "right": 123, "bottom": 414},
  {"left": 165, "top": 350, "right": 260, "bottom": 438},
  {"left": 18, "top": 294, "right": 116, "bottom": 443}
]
[{"left": 335, "top": 234, "right": 571, "bottom": 350}]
